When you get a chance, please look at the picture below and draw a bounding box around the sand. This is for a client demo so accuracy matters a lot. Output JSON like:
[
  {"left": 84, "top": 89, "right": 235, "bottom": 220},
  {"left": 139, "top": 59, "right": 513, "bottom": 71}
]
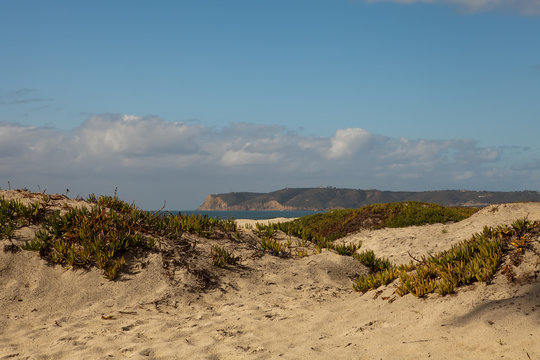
[{"left": 1, "top": 190, "right": 539, "bottom": 359}]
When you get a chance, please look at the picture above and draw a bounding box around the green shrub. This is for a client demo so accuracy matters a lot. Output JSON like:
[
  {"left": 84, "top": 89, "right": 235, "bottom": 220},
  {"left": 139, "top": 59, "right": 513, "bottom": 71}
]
[{"left": 260, "top": 201, "right": 477, "bottom": 247}]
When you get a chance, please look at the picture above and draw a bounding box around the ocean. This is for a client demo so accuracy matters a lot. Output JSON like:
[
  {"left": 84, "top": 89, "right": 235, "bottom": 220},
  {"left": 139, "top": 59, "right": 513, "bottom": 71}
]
[{"left": 158, "top": 210, "right": 320, "bottom": 220}]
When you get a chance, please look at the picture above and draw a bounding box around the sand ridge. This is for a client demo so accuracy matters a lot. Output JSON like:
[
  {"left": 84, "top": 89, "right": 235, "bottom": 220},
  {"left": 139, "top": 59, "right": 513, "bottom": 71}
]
[{"left": 1, "top": 190, "right": 539, "bottom": 359}]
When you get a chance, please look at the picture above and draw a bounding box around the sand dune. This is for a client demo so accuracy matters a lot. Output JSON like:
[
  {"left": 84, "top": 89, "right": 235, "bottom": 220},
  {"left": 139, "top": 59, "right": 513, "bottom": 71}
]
[{"left": 1, "top": 190, "right": 539, "bottom": 359}]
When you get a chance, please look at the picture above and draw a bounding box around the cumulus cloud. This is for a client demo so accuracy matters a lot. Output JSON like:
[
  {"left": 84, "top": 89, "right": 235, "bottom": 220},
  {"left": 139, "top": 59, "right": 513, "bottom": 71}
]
[
  {"left": 1, "top": 114, "right": 538, "bottom": 208},
  {"left": 73, "top": 114, "right": 205, "bottom": 158},
  {"left": 362, "top": 0, "right": 540, "bottom": 16},
  {"left": 327, "top": 128, "right": 372, "bottom": 159}
]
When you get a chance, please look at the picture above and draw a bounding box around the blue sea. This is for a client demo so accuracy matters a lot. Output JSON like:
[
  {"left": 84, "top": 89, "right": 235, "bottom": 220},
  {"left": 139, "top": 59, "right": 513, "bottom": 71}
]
[{"left": 159, "top": 210, "right": 320, "bottom": 220}]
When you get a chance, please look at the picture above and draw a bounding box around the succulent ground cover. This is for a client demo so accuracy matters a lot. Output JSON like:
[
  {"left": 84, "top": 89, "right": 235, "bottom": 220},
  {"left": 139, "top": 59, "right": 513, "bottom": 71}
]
[
  {"left": 3, "top": 194, "right": 539, "bottom": 298},
  {"left": 353, "top": 218, "right": 540, "bottom": 297},
  {"left": 257, "top": 202, "right": 539, "bottom": 297},
  {"left": 0, "top": 197, "right": 47, "bottom": 240},
  {"left": 257, "top": 201, "right": 477, "bottom": 264},
  {"left": 1, "top": 194, "right": 238, "bottom": 280},
  {"left": 263, "top": 201, "right": 477, "bottom": 244}
]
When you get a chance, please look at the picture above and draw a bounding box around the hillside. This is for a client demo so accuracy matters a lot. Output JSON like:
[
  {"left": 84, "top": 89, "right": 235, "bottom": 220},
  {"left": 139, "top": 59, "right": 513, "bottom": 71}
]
[{"left": 198, "top": 188, "right": 540, "bottom": 210}]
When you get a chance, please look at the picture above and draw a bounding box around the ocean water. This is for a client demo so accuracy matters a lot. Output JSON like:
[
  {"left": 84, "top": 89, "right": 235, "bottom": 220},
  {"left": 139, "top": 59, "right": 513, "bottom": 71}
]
[{"left": 162, "top": 210, "right": 320, "bottom": 220}]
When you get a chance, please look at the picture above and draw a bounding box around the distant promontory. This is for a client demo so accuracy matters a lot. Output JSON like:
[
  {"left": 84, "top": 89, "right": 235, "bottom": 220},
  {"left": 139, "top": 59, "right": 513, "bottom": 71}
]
[{"left": 198, "top": 188, "right": 540, "bottom": 211}]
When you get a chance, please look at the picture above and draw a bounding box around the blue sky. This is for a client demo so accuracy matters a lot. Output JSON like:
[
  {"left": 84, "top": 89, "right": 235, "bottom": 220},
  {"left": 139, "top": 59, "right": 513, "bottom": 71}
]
[{"left": 1, "top": 0, "right": 539, "bottom": 209}]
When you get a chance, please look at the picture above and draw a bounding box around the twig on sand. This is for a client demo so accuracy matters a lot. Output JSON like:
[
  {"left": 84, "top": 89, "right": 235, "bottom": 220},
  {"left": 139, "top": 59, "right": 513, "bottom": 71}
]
[
  {"left": 407, "top": 251, "right": 423, "bottom": 264},
  {"left": 402, "top": 339, "right": 430, "bottom": 344}
]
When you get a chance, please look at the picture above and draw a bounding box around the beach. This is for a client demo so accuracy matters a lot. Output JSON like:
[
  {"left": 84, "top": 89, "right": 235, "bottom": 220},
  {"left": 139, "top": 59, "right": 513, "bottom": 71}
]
[{"left": 1, "top": 190, "right": 539, "bottom": 359}]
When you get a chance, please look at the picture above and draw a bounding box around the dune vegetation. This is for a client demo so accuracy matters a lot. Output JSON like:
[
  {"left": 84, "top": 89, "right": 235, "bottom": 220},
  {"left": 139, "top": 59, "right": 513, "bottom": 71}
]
[
  {"left": 261, "top": 201, "right": 477, "bottom": 243},
  {"left": 353, "top": 219, "right": 539, "bottom": 296},
  {"left": 3, "top": 195, "right": 539, "bottom": 298},
  {"left": 1, "top": 194, "right": 237, "bottom": 279},
  {"left": 256, "top": 201, "right": 539, "bottom": 297}
]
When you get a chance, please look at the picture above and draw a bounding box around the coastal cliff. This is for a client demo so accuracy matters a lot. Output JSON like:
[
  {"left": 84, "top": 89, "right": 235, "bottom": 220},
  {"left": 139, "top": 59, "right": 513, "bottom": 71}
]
[
  {"left": 197, "top": 188, "right": 540, "bottom": 211},
  {"left": 199, "top": 195, "right": 299, "bottom": 211}
]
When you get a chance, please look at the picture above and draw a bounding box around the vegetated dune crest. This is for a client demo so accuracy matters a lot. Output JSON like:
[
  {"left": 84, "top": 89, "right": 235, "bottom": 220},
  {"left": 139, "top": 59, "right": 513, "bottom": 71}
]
[{"left": 1, "top": 189, "right": 539, "bottom": 359}]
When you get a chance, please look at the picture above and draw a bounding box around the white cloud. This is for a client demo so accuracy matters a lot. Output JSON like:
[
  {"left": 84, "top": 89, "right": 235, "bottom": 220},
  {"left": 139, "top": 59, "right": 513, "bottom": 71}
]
[
  {"left": 327, "top": 128, "right": 372, "bottom": 159},
  {"left": 362, "top": 0, "right": 540, "bottom": 15},
  {"left": 73, "top": 114, "right": 205, "bottom": 157},
  {"left": 0, "top": 114, "right": 538, "bottom": 208}
]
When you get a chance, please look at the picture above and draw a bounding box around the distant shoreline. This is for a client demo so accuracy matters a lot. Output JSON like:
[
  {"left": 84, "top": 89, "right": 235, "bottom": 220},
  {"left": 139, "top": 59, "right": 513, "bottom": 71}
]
[
  {"left": 155, "top": 210, "right": 320, "bottom": 220},
  {"left": 198, "top": 188, "right": 540, "bottom": 211}
]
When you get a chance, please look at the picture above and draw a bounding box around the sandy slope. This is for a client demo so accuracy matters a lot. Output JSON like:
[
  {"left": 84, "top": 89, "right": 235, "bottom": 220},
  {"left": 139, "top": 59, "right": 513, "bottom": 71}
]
[{"left": 1, "top": 190, "right": 539, "bottom": 359}]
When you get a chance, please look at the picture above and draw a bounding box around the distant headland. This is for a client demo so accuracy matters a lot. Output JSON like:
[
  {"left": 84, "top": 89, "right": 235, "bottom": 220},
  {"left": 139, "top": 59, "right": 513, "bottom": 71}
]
[{"left": 198, "top": 188, "right": 540, "bottom": 211}]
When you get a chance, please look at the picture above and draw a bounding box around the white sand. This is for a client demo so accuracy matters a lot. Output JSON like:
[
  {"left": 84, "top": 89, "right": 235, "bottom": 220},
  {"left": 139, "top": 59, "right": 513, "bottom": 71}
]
[{"left": 1, "top": 190, "right": 539, "bottom": 359}]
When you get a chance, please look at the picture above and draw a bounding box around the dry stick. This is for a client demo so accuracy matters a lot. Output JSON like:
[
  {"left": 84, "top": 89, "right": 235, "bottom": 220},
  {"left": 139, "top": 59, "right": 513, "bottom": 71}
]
[
  {"left": 407, "top": 251, "right": 423, "bottom": 264},
  {"left": 153, "top": 200, "right": 167, "bottom": 216},
  {"left": 402, "top": 339, "right": 430, "bottom": 344}
]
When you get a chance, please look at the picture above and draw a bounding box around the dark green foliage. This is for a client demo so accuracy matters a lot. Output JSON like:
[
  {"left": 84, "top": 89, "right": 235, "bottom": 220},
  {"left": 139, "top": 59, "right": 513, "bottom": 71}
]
[
  {"left": 375, "top": 202, "right": 478, "bottom": 228},
  {"left": 264, "top": 202, "right": 477, "bottom": 246}
]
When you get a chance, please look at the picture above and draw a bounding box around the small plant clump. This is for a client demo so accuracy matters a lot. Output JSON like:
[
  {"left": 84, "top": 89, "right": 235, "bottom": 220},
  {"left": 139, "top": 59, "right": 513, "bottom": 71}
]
[
  {"left": 211, "top": 245, "right": 239, "bottom": 267},
  {"left": 0, "top": 198, "right": 47, "bottom": 240},
  {"left": 332, "top": 242, "right": 361, "bottom": 256},
  {"left": 260, "top": 236, "right": 288, "bottom": 256}
]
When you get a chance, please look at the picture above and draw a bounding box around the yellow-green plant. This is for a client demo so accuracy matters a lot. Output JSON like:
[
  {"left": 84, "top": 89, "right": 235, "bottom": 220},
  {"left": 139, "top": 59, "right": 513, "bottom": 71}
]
[
  {"left": 18, "top": 194, "right": 239, "bottom": 279},
  {"left": 211, "top": 245, "right": 239, "bottom": 267},
  {"left": 295, "top": 247, "right": 309, "bottom": 257},
  {"left": 331, "top": 242, "right": 361, "bottom": 256},
  {"left": 28, "top": 205, "right": 155, "bottom": 279},
  {"left": 260, "top": 237, "right": 287, "bottom": 256},
  {"left": 353, "top": 267, "right": 401, "bottom": 292},
  {"left": 354, "top": 219, "right": 539, "bottom": 297},
  {"left": 0, "top": 198, "right": 47, "bottom": 240}
]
